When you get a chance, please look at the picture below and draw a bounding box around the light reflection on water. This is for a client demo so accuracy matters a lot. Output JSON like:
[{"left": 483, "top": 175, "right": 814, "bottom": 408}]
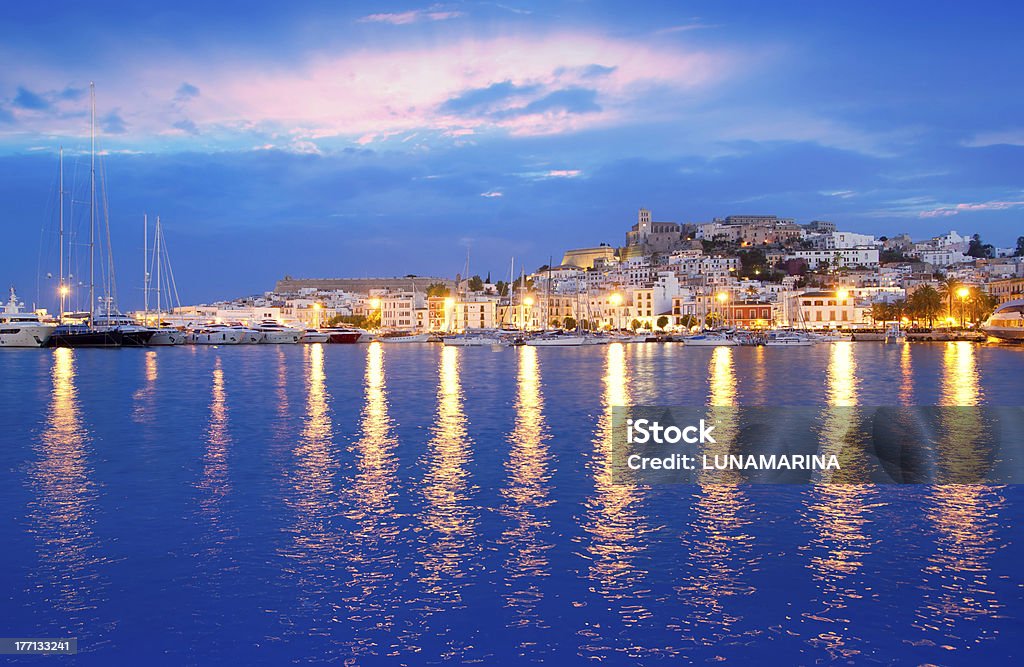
[
  {"left": 801, "top": 341, "right": 881, "bottom": 662},
  {"left": 672, "top": 347, "right": 759, "bottom": 654},
  {"left": 416, "top": 345, "right": 477, "bottom": 607},
  {"left": 499, "top": 345, "right": 554, "bottom": 640},
  {"left": 339, "top": 342, "right": 403, "bottom": 658},
  {"left": 28, "top": 347, "right": 103, "bottom": 641},
  {"left": 915, "top": 341, "right": 1006, "bottom": 651},
  {"left": 577, "top": 343, "right": 659, "bottom": 659},
  {"left": 278, "top": 343, "right": 340, "bottom": 641},
  {"left": 4, "top": 343, "right": 1020, "bottom": 664}
]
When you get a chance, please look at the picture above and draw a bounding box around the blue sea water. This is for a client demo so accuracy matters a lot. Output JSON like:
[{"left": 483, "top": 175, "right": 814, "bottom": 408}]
[{"left": 0, "top": 341, "right": 1021, "bottom": 665}]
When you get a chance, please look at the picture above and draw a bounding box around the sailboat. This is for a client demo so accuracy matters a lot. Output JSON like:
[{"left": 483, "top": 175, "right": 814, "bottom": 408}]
[
  {"left": 143, "top": 215, "right": 186, "bottom": 345},
  {"left": 51, "top": 83, "right": 134, "bottom": 348}
]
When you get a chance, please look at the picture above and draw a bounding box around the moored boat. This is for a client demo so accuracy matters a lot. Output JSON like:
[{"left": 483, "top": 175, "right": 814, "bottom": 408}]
[
  {"left": 682, "top": 332, "right": 738, "bottom": 346},
  {"left": 321, "top": 327, "right": 363, "bottom": 344},
  {"left": 982, "top": 299, "right": 1024, "bottom": 341},
  {"left": 0, "top": 288, "right": 57, "bottom": 348},
  {"left": 188, "top": 324, "right": 243, "bottom": 345},
  {"left": 378, "top": 332, "right": 432, "bottom": 343},
  {"left": 300, "top": 329, "right": 330, "bottom": 344},
  {"left": 255, "top": 320, "right": 302, "bottom": 344}
]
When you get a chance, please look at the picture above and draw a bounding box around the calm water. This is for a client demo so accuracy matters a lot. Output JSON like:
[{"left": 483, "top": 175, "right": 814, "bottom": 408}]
[{"left": 1, "top": 342, "right": 1021, "bottom": 665}]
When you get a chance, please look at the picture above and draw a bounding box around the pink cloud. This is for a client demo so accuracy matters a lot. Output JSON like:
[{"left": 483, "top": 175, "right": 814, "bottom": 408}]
[
  {"left": 0, "top": 31, "right": 735, "bottom": 150},
  {"left": 546, "top": 169, "right": 581, "bottom": 177},
  {"left": 480, "top": 191, "right": 503, "bottom": 198}
]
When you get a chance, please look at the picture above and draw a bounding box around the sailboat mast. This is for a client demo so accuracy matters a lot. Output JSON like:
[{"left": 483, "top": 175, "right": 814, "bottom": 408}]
[
  {"left": 88, "top": 82, "right": 96, "bottom": 327},
  {"left": 155, "top": 216, "right": 162, "bottom": 320},
  {"left": 143, "top": 214, "right": 148, "bottom": 323},
  {"left": 58, "top": 146, "right": 64, "bottom": 321}
]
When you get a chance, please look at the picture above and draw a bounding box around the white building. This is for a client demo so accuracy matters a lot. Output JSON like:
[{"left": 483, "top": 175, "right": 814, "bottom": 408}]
[{"left": 784, "top": 246, "right": 880, "bottom": 270}]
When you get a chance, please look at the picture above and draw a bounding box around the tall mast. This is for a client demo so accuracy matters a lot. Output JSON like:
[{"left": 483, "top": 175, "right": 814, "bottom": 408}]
[
  {"left": 155, "top": 216, "right": 162, "bottom": 321},
  {"left": 58, "top": 146, "right": 64, "bottom": 322},
  {"left": 143, "top": 214, "right": 149, "bottom": 323},
  {"left": 88, "top": 82, "right": 95, "bottom": 327}
]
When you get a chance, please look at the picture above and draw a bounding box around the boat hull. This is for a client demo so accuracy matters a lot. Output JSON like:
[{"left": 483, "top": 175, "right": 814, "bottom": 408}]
[
  {"left": 189, "top": 331, "right": 242, "bottom": 345},
  {"left": 52, "top": 328, "right": 125, "bottom": 348},
  {"left": 683, "top": 337, "right": 738, "bottom": 347},
  {"left": 326, "top": 332, "right": 361, "bottom": 344},
  {"left": 526, "top": 336, "right": 587, "bottom": 346},
  {"left": 379, "top": 334, "right": 432, "bottom": 343},
  {"left": 258, "top": 331, "right": 302, "bottom": 344},
  {"left": 982, "top": 326, "right": 1024, "bottom": 341},
  {"left": 148, "top": 329, "right": 186, "bottom": 345},
  {"left": 301, "top": 332, "right": 330, "bottom": 344},
  {"left": 0, "top": 324, "right": 56, "bottom": 348},
  {"left": 443, "top": 336, "right": 505, "bottom": 346}
]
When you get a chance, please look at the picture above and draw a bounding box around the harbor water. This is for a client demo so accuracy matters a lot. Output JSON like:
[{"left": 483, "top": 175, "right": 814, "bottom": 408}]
[{"left": 1, "top": 342, "right": 1021, "bottom": 664}]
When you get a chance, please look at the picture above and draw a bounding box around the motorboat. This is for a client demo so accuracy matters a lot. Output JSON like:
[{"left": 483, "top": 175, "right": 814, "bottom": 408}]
[
  {"left": 321, "top": 327, "right": 363, "bottom": 344},
  {"left": 442, "top": 332, "right": 508, "bottom": 347},
  {"left": 300, "top": 329, "right": 330, "bottom": 344},
  {"left": 189, "top": 324, "right": 243, "bottom": 345},
  {"left": 764, "top": 332, "right": 814, "bottom": 347},
  {"left": 982, "top": 299, "right": 1024, "bottom": 341},
  {"left": 148, "top": 327, "right": 186, "bottom": 345},
  {"left": 378, "top": 332, "right": 432, "bottom": 343},
  {"left": 682, "top": 332, "right": 738, "bottom": 346},
  {"left": 0, "top": 288, "right": 57, "bottom": 348},
  {"left": 255, "top": 320, "right": 302, "bottom": 344}
]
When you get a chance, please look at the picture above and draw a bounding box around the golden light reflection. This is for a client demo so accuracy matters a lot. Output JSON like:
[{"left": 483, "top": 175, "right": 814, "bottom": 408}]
[
  {"left": 418, "top": 345, "right": 476, "bottom": 603},
  {"left": 941, "top": 341, "right": 980, "bottom": 407},
  {"left": 801, "top": 341, "right": 879, "bottom": 661},
  {"left": 131, "top": 350, "right": 159, "bottom": 423},
  {"left": 339, "top": 341, "right": 402, "bottom": 657},
  {"left": 31, "top": 347, "right": 99, "bottom": 618},
  {"left": 581, "top": 343, "right": 652, "bottom": 632},
  {"left": 899, "top": 341, "right": 913, "bottom": 405},
  {"left": 673, "top": 345, "right": 755, "bottom": 649},
  {"left": 198, "top": 357, "right": 231, "bottom": 535},
  {"left": 499, "top": 345, "right": 553, "bottom": 631}
]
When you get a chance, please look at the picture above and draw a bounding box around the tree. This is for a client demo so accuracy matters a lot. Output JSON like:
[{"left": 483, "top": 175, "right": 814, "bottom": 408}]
[
  {"left": 550, "top": 317, "right": 561, "bottom": 328},
  {"left": 495, "top": 280, "right": 509, "bottom": 296},
  {"left": 938, "top": 276, "right": 961, "bottom": 320},
  {"left": 656, "top": 315, "right": 669, "bottom": 331},
  {"left": 967, "top": 233, "right": 995, "bottom": 259},
  {"left": 678, "top": 314, "right": 699, "bottom": 330},
  {"left": 909, "top": 285, "right": 943, "bottom": 327},
  {"left": 578, "top": 318, "right": 591, "bottom": 331},
  {"left": 563, "top": 316, "right": 577, "bottom": 330},
  {"left": 1015, "top": 236, "right": 1024, "bottom": 257},
  {"left": 870, "top": 302, "right": 889, "bottom": 327},
  {"left": 630, "top": 318, "right": 641, "bottom": 331},
  {"left": 467, "top": 275, "right": 484, "bottom": 292},
  {"left": 426, "top": 283, "right": 450, "bottom": 298}
]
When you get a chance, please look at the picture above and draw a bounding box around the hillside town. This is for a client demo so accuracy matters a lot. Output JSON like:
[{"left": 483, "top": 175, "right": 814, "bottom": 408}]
[{"left": 164, "top": 209, "right": 1024, "bottom": 336}]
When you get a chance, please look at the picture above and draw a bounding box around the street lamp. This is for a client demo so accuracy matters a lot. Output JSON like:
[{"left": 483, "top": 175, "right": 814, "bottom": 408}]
[
  {"left": 609, "top": 292, "right": 623, "bottom": 331},
  {"left": 312, "top": 302, "right": 322, "bottom": 329},
  {"left": 523, "top": 295, "right": 534, "bottom": 331},
  {"left": 716, "top": 291, "right": 729, "bottom": 327},
  {"left": 957, "top": 286, "right": 970, "bottom": 328},
  {"left": 444, "top": 296, "right": 456, "bottom": 332}
]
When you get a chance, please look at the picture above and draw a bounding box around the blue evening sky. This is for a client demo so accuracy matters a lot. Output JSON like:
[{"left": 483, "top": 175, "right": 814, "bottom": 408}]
[{"left": 2, "top": 1, "right": 1022, "bottom": 307}]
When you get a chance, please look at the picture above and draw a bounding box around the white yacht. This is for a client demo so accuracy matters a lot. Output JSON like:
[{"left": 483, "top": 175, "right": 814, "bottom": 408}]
[
  {"left": 300, "top": 329, "right": 330, "bottom": 344},
  {"left": 443, "top": 332, "right": 508, "bottom": 347},
  {"left": 255, "top": 320, "right": 302, "bottom": 344},
  {"left": 148, "top": 327, "right": 186, "bottom": 345},
  {"left": 982, "top": 299, "right": 1024, "bottom": 341},
  {"left": 0, "top": 288, "right": 56, "bottom": 348},
  {"left": 378, "top": 332, "right": 432, "bottom": 343},
  {"left": 682, "top": 331, "right": 738, "bottom": 347},
  {"left": 764, "top": 333, "right": 814, "bottom": 347},
  {"left": 189, "top": 324, "right": 244, "bottom": 345}
]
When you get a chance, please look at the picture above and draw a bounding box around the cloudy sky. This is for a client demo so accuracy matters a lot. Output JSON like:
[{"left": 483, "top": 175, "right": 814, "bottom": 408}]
[{"left": 2, "top": 1, "right": 1022, "bottom": 307}]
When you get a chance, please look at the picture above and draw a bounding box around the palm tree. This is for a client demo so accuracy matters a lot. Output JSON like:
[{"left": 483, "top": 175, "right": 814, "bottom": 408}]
[
  {"left": 910, "top": 285, "right": 943, "bottom": 327},
  {"left": 938, "top": 276, "right": 960, "bottom": 321}
]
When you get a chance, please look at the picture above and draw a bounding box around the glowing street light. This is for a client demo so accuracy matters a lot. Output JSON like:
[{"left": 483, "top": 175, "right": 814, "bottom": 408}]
[
  {"left": 716, "top": 291, "right": 729, "bottom": 327},
  {"left": 523, "top": 296, "right": 535, "bottom": 307},
  {"left": 522, "top": 296, "right": 534, "bottom": 332},
  {"left": 369, "top": 298, "right": 381, "bottom": 310},
  {"left": 837, "top": 289, "right": 850, "bottom": 301},
  {"left": 609, "top": 292, "right": 623, "bottom": 330},
  {"left": 957, "top": 286, "right": 970, "bottom": 328}
]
